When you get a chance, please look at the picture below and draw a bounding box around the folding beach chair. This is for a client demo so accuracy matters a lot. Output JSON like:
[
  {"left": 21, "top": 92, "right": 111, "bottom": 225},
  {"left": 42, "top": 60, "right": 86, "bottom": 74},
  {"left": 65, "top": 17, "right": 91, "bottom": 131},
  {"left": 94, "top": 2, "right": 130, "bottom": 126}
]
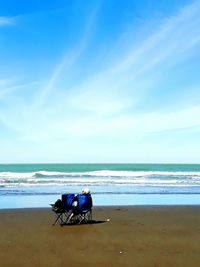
[
  {"left": 51, "top": 193, "right": 75, "bottom": 226},
  {"left": 69, "top": 193, "right": 93, "bottom": 224}
]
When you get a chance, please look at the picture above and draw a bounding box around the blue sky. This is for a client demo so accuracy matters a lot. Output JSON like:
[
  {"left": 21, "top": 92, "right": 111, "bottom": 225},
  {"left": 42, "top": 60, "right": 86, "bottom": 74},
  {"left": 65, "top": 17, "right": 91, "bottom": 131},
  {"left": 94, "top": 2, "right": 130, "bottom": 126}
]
[{"left": 0, "top": 0, "right": 200, "bottom": 163}]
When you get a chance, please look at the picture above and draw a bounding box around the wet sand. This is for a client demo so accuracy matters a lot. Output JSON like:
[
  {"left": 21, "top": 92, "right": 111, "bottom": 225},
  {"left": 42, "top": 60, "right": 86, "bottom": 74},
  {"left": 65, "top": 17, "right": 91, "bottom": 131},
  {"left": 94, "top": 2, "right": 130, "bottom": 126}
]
[{"left": 0, "top": 206, "right": 200, "bottom": 267}]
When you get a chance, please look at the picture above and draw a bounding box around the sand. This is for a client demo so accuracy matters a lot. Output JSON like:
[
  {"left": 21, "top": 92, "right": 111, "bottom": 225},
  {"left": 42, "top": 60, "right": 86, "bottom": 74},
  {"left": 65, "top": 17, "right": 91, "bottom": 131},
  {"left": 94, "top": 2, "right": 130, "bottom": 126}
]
[{"left": 0, "top": 206, "right": 200, "bottom": 267}]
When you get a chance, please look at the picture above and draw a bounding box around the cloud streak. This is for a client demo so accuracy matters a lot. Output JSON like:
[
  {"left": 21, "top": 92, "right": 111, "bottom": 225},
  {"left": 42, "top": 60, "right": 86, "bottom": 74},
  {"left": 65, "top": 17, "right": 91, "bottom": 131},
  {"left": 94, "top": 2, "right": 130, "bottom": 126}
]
[
  {"left": 0, "top": 16, "right": 15, "bottom": 26},
  {"left": 36, "top": 4, "right": 100, "bottom": 107}
]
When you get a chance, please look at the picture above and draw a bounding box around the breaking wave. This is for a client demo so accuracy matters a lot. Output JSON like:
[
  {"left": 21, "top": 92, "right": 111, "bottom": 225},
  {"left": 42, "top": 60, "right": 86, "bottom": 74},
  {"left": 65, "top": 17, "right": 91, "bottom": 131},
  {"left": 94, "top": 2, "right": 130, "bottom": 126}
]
[{"left": 1, "top": 170, "right": 200, "bottom": 188}]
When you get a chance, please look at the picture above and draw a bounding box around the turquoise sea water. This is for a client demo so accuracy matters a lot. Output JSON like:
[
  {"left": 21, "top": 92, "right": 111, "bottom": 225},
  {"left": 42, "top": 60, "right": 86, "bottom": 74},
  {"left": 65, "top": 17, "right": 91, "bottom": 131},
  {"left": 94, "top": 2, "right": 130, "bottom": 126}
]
[{"left": 1, "top": 164, "right": 200, "bottom": 208}]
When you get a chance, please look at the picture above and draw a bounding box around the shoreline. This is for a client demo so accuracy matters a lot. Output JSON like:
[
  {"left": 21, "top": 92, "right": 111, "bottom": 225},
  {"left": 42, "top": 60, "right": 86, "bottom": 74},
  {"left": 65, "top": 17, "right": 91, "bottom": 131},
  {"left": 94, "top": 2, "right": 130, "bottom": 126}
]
[
  {"left": 1, "top": 206, "right": 200, "bottom": 266},
  {"left": 1, "top": 193, "right": 200, "bottom": 209},
  {"left": 1, "top": 204, "right": 200, "bottom": 210}
]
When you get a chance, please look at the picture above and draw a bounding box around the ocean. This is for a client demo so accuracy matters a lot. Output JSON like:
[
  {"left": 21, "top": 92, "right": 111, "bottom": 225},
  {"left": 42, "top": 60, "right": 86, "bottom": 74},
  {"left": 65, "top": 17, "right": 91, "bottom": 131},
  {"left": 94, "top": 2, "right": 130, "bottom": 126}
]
[{"left": 1, "top": 163, "right": 200, "bottom": 208}]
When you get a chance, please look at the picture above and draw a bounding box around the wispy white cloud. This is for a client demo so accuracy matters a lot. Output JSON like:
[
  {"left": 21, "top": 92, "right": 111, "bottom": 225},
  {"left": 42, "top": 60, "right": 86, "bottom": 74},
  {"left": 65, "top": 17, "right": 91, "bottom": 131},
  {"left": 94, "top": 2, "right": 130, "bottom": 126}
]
[
  {"left": 0, "top": 80, "right": 39, "bottom": 101},
  {"left": 36, "top": 4, "right": 99, "bottom": 107},
  {"left": 0, "top": 16, "right": 15, "bottom": 26},
  {"left": 111, "top": 1, "right": 200, "bottom": 73}
]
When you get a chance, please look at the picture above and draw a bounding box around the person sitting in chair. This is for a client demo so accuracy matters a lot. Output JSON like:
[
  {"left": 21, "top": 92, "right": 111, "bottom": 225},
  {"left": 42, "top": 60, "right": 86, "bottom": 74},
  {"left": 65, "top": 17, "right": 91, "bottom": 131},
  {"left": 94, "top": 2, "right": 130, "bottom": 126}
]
[{"left": 69, "top": 188, "right": 90, "bottom": 221}]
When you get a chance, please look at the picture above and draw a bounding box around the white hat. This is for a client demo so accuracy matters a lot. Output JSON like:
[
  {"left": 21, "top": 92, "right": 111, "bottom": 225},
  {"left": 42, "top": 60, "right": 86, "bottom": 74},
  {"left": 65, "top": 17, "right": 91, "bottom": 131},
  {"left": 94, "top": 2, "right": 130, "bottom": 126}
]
[{"left": 82, "top": 188, "right": 90, "bottom": 194}]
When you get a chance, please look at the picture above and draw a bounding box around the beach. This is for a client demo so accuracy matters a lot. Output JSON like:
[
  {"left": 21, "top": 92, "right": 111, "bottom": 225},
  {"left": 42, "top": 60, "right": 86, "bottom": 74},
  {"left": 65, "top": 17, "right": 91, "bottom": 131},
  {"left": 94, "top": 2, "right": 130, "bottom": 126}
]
[{"left": 0, "top": 206, "right": 200, "bottom": 267}]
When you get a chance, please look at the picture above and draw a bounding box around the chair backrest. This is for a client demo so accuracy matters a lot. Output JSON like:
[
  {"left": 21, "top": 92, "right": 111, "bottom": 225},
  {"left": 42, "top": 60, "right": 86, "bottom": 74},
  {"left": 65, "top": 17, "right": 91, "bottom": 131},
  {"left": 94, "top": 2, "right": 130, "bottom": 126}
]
[
  {"left": 61, "top": 193, "right": 75, "bottom": 211},
  {"left": 77, "top": 194, "right": 93, "bottom": 213}
]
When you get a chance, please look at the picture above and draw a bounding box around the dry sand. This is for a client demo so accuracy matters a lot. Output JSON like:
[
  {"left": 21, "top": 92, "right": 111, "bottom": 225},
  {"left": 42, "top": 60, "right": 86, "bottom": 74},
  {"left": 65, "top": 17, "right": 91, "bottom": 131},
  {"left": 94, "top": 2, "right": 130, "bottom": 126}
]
[{"left": 0, "top": 206, "right": 200, "bottom": 267}]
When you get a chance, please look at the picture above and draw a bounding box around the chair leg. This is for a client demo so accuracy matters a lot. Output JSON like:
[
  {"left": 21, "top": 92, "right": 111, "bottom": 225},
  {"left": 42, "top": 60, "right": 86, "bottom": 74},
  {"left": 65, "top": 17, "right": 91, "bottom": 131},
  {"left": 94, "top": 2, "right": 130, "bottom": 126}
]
[
  {"left": 53, "top": 214, "right": 61, "bottom": 226},
  {"left": 53, "top": 213, "right": 66, "bottom": 226},
  {"left": 78, "top": 214, "right": 85, "bottom": 224}
]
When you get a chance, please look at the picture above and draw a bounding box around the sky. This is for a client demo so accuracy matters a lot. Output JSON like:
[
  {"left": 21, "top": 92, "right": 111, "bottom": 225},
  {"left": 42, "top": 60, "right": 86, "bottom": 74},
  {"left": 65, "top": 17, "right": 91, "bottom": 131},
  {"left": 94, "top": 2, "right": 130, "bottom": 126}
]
[{"left": 0, "top": 0, "right": 200, "bottom": 163}]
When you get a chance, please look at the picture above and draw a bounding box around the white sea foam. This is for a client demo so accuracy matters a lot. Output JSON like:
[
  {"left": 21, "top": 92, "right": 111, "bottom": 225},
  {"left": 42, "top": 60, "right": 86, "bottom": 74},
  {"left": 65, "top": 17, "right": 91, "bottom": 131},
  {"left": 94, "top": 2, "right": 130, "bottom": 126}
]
[
  {"left": 1, "top": 176, "right": 200, "bottom": 187},
  {"left": 1, "top": 170, "right": 200, "bottom": 188},
  {"left": 0, "top": 172, "right": 37, "bottom": 179},
  {"left": 1, "top": 170, "right": 200, "bottom": 179}
]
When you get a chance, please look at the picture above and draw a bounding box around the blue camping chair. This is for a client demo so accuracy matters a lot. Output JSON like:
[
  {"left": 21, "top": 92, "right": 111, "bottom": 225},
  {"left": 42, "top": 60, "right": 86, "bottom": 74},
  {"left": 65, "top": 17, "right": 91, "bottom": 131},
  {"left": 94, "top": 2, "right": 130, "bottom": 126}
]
[
  {"left": 51, "top": 193, "right": 75, "bottom": 226},
  {"left": 69, "top": 194, "right": 93, "bottom": 224}
]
